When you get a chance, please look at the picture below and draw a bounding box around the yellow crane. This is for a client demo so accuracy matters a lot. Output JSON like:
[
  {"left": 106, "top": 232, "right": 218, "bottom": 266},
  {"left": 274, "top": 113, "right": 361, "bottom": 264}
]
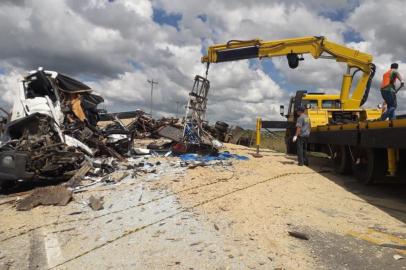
[{"left": 202, "top": 36, "right": 376, "bottom": 111}]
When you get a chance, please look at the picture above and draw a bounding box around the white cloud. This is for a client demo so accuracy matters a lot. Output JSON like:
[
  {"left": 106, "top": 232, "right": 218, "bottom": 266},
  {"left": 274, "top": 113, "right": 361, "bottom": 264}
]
[
  {"left": 2, "top": 0, "right": 405, "bottom": 128},
  {"left": 348, "top": 0, "right": 406, "bottom": 60},
  {"left": 0, "top": 67, "right": 24, "bottom": 108}
]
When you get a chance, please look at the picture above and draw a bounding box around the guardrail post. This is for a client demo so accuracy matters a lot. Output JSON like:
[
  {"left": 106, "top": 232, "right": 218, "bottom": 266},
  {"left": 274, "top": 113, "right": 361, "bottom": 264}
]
[{"left": 256, "top": 117, "right": 262, "bottom": 155}]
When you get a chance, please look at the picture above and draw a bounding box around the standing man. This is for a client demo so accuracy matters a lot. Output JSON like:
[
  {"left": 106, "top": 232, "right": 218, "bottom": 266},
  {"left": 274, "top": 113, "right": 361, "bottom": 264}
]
[
  {"left": 293, "top": 106, "right": 310, "bottom": 166},
  {"left": 380, "top": 63, "right": 404, "bottom": 120}
]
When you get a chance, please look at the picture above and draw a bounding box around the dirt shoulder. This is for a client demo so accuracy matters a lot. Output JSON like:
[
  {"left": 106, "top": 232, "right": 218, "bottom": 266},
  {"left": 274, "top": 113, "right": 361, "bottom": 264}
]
[{"left": 156, "top": 144, "right": 406, "bottom": 269}]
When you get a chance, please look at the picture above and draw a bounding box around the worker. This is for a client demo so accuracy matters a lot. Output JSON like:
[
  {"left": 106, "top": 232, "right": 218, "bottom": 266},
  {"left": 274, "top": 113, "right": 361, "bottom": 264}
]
[
  {"left": 380, "top": 63, "right": 404, "bottom": 120},
  {"left": 293, "top": 106, "right": 310, "bottom": 166},
  {"left": 381, "top": 101, "right": 387, "bottom": 116}
]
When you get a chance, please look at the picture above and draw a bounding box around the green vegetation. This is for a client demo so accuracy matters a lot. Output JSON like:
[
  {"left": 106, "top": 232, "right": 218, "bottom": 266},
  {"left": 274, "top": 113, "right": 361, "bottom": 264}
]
[{"left": 242, "top": 130, "right": 286, "bottom": 153}]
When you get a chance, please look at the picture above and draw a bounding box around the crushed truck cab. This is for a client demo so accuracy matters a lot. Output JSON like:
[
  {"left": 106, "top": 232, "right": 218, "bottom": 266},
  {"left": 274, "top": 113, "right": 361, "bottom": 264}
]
[{"left": 0, "top": 68, "right": 104, "bottom": 187}]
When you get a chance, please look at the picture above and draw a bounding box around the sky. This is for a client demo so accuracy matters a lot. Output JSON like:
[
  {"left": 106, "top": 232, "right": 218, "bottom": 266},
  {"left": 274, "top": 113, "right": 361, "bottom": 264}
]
[{"left": 0, "top": 0, "right": 405, "bottom": 128}]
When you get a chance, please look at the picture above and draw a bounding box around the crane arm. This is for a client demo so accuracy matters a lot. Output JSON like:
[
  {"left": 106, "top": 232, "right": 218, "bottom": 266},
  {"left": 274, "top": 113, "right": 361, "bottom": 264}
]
[{"left": 202, "top": 36, "right": 375, "bottom": 109}]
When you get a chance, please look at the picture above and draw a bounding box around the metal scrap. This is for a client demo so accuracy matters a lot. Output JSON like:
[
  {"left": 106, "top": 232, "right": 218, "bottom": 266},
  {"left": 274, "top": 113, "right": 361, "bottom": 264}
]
[
  {"left": 288, "top": 231, "right": 309, "bottom": 240},
  {"left": 16, "top": 186, "right": 73, "bottom": 211},
  {"left": 0, "top": 107, "right": 9, "bottom": 137},
  {"left": 101, "top": 171, "right": 130, "bottom": 183},
  {"left": 88, "top": 195, "right": 104, "bottom": 211},
  {"left": 65, "top": 161, "right": 93, "bottom": 188}
]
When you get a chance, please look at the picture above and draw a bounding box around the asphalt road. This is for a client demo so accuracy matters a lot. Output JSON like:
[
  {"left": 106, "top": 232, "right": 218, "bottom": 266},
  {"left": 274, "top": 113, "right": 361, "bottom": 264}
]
[{"left": 0, "top": 145, "right": 406, "bottom": 270}]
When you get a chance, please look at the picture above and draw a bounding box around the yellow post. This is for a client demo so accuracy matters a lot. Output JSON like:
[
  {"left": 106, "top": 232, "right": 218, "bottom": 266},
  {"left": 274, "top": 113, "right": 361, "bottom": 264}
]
[
  {"left": 387, "top": 148, "right": 397, "bottom": 176},
  {"left": 340, "top": 75, "right": 352, "bottom": 108},
  {"left": 256, "top": 117, "right": 262, "bottom": 155}
]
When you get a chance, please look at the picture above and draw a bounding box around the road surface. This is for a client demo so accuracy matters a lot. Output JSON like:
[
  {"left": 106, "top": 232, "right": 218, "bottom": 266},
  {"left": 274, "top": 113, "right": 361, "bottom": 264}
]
[{"left": 1, "top": 144, "right": 406, "bottom": 269}]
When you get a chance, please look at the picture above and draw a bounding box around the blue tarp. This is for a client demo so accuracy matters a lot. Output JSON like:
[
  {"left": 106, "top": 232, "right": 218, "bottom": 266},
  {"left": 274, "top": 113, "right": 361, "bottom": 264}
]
[{"left": 179, "top": 151, "right": 249, "bottom": 162}]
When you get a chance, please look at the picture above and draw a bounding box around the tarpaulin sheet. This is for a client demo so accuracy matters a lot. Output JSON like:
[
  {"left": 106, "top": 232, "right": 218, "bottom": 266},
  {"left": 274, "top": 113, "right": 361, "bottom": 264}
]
[{"left": 179, "top": 151, "right": 249, "bottom": 162}]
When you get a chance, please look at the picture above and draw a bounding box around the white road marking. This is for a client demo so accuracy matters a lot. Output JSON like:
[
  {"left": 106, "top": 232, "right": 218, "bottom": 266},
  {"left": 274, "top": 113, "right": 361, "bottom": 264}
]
[{"left": 43, "top": 230, "right": 64, "bottom": 268}]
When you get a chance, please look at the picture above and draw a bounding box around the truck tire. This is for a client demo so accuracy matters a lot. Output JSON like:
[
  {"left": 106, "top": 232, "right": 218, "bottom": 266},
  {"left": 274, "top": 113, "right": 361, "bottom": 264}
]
[
  {"left": 215, "top": 121, "right": 228, "bottom": 128},
  {"left": 285, "top": 127, "right": 297, "bottom": 155},
  {"left": 215, "top": 121, "right": 228, "bottom": 132},
  {"left": 285, "top": 137, "right": 297, "bottom": 154},
  {"left": 351, "top": 148, "right": 386, "bottom": 184},
  {"left": 331, "top": 145, "right": 352, "bottom": 174}
]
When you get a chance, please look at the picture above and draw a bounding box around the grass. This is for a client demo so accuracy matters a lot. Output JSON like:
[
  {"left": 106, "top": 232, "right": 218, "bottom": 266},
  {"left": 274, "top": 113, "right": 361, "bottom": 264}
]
[{"left": 241, "top": 130, "right": 286, "bottom": 153}]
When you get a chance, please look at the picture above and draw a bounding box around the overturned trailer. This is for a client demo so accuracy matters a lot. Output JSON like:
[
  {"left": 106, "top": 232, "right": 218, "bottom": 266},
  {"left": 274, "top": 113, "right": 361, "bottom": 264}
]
[{"left": 0, "top": 68, "right": 129, "bottom": 187}]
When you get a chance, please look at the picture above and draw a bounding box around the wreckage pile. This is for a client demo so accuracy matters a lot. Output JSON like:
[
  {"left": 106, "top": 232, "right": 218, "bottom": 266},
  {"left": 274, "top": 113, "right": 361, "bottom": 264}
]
[
  {"left": 0, "top": 108, "right": 8, "bottom": 138},
  {"left": 0, "top": 68, "right": 248, "bottom": 192}
]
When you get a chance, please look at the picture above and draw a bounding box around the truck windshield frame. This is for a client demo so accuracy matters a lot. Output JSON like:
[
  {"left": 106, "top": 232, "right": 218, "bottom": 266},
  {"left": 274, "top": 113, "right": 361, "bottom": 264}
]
[
  {"left": 322, "top": 100, "right": 341, "bottom": 109},
  {"left": 301, "top": 99, "right": 318, "bottom": 109}
]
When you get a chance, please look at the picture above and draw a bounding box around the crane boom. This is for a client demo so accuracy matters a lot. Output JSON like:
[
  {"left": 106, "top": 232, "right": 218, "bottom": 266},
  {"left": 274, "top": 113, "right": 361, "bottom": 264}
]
[{"left": 202, "top": 36, "right": 375, "bottom": 109}]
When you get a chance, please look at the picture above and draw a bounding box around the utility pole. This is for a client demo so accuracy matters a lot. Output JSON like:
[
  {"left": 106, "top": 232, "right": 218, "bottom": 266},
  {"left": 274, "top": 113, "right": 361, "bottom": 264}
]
[
  {"left": 147, "top": 79, "right": 158, "bottom": 118},
  {"left": 175, "top": 101, "right": 182, "bottom": 118}
]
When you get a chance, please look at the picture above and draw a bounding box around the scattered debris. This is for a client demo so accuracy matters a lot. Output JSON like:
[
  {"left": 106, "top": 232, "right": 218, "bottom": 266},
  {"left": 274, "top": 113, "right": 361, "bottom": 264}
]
[
  {"left": 288, "top": 231, "right": 309, "bottom": 240},
  {"left": 102, "top": 171, "right": 130, "bottom": 183},
  {"left": 65, "top": 161, "right": 93, "bottom": 187},
  {"left": 134, "top": 148, "right": 151, "bottom": 155},
  {"left": 393, "top": 254, "right": 403, "bottom": 260},
  {"left": 88, "top": 195, "right": 104, "bottom": 211},
  {"left": 68, "top": 211, "right": 83, "bottom": 215},
  {"left": 0, "top": 68, "right": 252, "bottom": 217},
  {"left": 16, "top": 186, "right": 72, "bottom": 211}
]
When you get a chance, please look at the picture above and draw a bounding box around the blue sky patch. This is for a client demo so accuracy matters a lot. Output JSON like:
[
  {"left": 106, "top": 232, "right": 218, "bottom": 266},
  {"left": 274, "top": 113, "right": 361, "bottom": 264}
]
[
  {"left": 320, "top": 0, "right": 360, "bottom": 22},
  {"left": 153, "top": 8, "right": 182, "bottom": 30},
  {"left": 78, "top": 73, "right": 101, "bottom": 83},
  {"left": 248, "top": 58, "right": 309, "bottom": 95},
  {"left": 343, "top": 28, "right": 363, "bottom": 43},
  {"left": 197, "top": 14, "right": 207, "bottom": 22},
  {"left": 321, "top": 9, "right": 347, "bottom": 22},
  {"left": 128, "top": 59, "right": 142, "bottom": 70}
]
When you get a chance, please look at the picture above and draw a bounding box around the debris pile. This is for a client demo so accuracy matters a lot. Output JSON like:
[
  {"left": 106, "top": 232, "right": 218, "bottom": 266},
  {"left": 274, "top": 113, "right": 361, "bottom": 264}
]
[
  {"left": 0, "top": 68, "right": 125, "bottom": 185},
  {"left": 16, "top": 186, "right": 72, "bottom": 211},
  {"left": 0, "top": 68, "right": 249, "bottom": 200},
  {"left": 0, "top": 107, "right": 8, "bottom": 138},
  {"left": 101, "top": 110, "right": 181, "bottom": 139}
]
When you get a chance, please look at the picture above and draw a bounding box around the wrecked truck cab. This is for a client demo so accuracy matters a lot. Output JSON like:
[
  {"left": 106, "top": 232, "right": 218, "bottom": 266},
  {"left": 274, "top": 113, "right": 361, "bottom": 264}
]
[
  {"left": 11, "top": 69, "right": 63, "bottom": 125},
  {"left": 0, "top": 113, "right": 86, "bottom": 186},
  {"left": 0, "top": 68, "right": 98, "bottom": 187}
]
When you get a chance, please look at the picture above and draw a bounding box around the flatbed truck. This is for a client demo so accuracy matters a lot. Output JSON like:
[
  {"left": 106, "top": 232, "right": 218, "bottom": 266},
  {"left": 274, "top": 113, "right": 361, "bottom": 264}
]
[{"left": 202, "top": 36, "right": 404, "bottom": 183}]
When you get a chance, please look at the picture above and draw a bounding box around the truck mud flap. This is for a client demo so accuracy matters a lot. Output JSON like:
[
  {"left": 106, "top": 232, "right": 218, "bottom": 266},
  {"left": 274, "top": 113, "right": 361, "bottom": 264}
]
[
  {"left": 360, "top": 127, "right": 406, "bottom": 148},
  {"left": 309, "top": 130, "right": 358, "bottom": 146}
]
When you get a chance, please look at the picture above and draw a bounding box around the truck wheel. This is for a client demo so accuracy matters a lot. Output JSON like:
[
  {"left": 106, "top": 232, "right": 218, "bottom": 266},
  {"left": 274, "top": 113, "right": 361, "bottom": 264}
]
[
  {"left": 215, "top": 121, "right": 228, "bottom": 133},
  {"left": 331, "top": 145, "right": 352, "bottom": 174},
  {"left": 351, "top": 148, "right": 386, "bottom": 184}
]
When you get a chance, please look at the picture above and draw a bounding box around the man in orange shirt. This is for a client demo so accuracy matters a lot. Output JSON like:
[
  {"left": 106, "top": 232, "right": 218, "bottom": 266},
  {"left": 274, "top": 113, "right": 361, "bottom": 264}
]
[{"left": 380, "top": 63, "right": 404, "bottom": 120}]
